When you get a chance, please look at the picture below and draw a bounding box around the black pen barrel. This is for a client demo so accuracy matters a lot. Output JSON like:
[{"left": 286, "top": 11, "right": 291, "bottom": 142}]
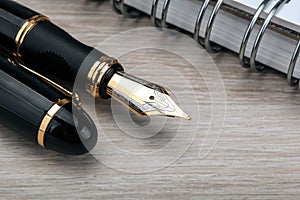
[
  {"left": 0, "top": 0, "right": 123, "bottom": 98},
  {"left": 0, "top": 54, "right": 97, "bottom": 155},
  {"left": 0, "top": 0, "right": 38, "bottom": 53},
  {"left": 0, "top": 0, "right": 95, "bottom": 83},
  {"left": 21, "top": 20, "right": 98, "bottom": 85}
]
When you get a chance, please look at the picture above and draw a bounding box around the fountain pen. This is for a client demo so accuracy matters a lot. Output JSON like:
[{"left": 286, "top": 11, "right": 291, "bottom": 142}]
[
  {"left": 0, "top": 0, "right": 190, "bottom": 120},
  {"left": 0, "top": 53, "right": 97, "bottom": 155}
]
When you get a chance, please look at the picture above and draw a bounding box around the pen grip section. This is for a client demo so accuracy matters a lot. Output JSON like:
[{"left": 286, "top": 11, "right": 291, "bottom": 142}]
[{"left": 19, "top": 20, "right": 105, "bottom": 89}]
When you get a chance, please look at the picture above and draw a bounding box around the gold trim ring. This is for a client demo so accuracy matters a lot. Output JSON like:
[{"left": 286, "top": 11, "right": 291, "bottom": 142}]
[
  {"left": 37, "top": 99, "right": 70, "bottom": 148},
  {"left": 15, "top": 15, "right": 49, "bottom": 58},
  {"left": 86, "top": 56, "right": 120, "bottom": 97}
]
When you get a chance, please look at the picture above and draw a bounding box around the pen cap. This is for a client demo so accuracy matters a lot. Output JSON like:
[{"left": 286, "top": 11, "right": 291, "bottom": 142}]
[
  {"left": 0, "top": 53, "right": 66, "bottom": 102},
  {"left": 0, "top": 54, "right": 98, "bottom": 155},
  {"left": 44, "top": 102, "right": 98, "bottom": 155},
  {"left": 0, "top": 69, "right": 54, "bottom": 139}
]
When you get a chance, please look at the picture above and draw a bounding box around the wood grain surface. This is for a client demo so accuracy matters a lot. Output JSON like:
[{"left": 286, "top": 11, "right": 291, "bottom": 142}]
[{"left": 1, "top": 0, "right": 300, "bottom": 199}]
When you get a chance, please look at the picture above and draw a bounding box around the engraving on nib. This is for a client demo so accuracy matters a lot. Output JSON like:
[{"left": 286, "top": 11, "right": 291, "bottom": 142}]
[
  {"left": 141, "top": 86, "right": 191, "bottom": 120},
  {"left": 107, "top": 71, "right": 191, "bottom": 120}
]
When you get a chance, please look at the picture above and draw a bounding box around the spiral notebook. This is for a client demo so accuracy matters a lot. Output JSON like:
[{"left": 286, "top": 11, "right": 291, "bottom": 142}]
[{"left": 110, "top": 0, "right": 300, "bottom": 86}]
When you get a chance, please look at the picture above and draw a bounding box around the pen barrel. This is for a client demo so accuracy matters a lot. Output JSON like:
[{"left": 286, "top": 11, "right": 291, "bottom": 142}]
[
  {"left": 19, "top": 20, "right": 102, "bottom": 87},
  {"left": 0, "top": 0, "right": 39, "bottom": 54},
  {"left": 0, "top": 0, "right": 101, "bottom": 86},
  {"left": 0, "top": 0, "right": 123, "bottom": 98},
  {"left": 20, "top": 21, "right": 124, "bottom": 98}
]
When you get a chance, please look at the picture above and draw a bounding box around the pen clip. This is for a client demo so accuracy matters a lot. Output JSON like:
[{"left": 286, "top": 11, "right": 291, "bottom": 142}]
[{"left": 8, "top": 58, "right": 81, "bottom": 105}]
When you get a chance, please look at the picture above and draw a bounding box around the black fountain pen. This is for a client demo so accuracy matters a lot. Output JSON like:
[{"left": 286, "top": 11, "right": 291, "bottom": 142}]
[
  {"left": 0, "top": 0, "right": 190, "bottom": 120},
  {"left": 0, "top": 53, "right": 97, "bottom": 155}
]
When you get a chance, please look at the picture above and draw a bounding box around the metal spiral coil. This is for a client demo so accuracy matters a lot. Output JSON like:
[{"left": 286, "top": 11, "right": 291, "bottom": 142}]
[
  {"left": 110, "top": 0, "right": 297, "bottom": 88},
  {"left": 194, "top": 0, "right": 223, "bottom": 53},
  {"left": 287, "top": 40, "right": 300, "bottom": 86},
  {"left": 239, "top": 0, "right": 270, "bottom": 68},
  {"left": 110, "top": 0, "right": 141, "bottom": 18},
  {"left": 151, "top": 0, "right": 171, "bottom": 28},
  {"left": 249, "top": 0, "right": 290, "bottom": 72}
]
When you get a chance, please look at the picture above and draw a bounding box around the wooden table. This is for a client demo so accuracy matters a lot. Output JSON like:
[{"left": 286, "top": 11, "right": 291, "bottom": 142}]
[{"left": 1, "top": 0, "right": 300, "bottom": 199}]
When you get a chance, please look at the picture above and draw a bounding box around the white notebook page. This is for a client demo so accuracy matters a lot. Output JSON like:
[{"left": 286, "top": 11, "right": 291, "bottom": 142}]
[
  {"left": 123, "top": 0, "right": 300, "bottom": 77},
  {"left": 231, "top": 0, "right": 300, "bottom": 33}
]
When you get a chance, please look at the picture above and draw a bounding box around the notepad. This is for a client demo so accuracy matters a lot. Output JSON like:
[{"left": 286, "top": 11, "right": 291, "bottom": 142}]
[
  {"left": 112, "top": 0, "right": 300, "bottom": 83},
  {"left": 231, "top": 0, "right": 300, "bottom": 32}
]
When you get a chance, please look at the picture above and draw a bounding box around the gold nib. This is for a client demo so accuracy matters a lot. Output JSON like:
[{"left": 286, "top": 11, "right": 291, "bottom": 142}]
[{"left": 107, "top": 71, "right": 191, "bottom": 120}]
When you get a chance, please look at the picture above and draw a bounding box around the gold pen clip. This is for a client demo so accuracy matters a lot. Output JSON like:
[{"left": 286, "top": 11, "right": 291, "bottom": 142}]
[{"left": 8, "top": 58, "right": 81, "bottom": 105}]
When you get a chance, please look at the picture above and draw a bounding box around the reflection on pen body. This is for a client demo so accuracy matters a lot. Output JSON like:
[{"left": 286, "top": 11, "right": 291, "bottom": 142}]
[
  {"left": 0, "top": 0, "right": 190, "bottom": 120},
  {"left": 0, "top": 53, "right": 97, "bottom": 155}
]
